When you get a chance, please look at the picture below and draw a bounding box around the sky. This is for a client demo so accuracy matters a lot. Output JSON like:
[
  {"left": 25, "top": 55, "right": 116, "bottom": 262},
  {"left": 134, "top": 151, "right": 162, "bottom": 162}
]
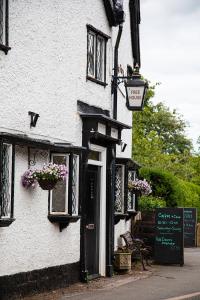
[{"left": 140, "top": 0, "right": 200, "bottom": 150}]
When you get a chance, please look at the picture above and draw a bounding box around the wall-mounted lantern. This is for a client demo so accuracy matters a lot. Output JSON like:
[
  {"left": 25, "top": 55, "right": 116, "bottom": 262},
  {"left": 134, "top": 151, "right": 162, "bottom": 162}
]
[
  {"left": 112, "top": 70, "right": 148, "bottom": 115},
  {"left": 124, "top": 76, "right": 148, "bottom": 111}
]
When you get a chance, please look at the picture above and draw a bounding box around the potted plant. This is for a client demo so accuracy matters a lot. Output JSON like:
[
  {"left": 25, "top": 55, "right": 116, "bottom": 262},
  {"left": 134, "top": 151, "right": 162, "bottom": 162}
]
[
  {"left": 21, "top": 163, "right": 68, "bottom": 190},
  {"left": 114, "top": 247, "right": 132, "bottom": 271}
]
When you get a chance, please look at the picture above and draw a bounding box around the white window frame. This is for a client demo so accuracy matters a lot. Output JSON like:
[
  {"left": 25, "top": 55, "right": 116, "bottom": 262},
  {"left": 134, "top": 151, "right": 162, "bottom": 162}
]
[{"left": 50, "top": 153, "right": 69, "bottom": 215}]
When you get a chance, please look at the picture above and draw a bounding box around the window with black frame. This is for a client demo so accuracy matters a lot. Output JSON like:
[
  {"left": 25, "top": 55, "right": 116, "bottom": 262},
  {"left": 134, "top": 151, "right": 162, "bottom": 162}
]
[
  {"left": 114, "top": 164, "right": 125, "bottom": 214},
  {"left": 87, "top": 25, "right": 108, "bottom": 85},
  {"left": 0, "top": 142, "right": 14, "bottom": 225},
  {"left": 0, "top": 0, "right": 10, "bottom": 54},
  {"left": 49, "top": 153, "right": 80, "bottom": 217}
]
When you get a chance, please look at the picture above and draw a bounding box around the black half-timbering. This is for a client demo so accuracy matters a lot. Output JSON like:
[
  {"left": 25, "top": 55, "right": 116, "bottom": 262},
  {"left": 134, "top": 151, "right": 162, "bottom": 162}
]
[
  {"left": 0, "top": 0, "right": 11, "bottom": 54},
  {"left": 48, "top": 150, "right": 82, "bottom": 231},
  {"left": 87, "top": 24, "right": 110, "bottom": 86},
  {"left": 114, "top": 158, "right": 140, "bottom": 224}
]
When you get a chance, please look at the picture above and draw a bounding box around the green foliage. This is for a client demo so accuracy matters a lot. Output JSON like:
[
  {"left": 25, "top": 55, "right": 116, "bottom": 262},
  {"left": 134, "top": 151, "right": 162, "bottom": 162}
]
[
  {"left": 132, "top": 79, "right": 199, "bottom": 182},
  {"left": 139, "top": 167, "right": 200, "bottom": 220},
  {"left": 140, "top": 167, "right": 181, "bottom": 207},
  {"left": 132, "top": 78, "right": 200, "bottom": 218},
  {"left": 139, "top": 195, "right": 166, "bottom": 211}
]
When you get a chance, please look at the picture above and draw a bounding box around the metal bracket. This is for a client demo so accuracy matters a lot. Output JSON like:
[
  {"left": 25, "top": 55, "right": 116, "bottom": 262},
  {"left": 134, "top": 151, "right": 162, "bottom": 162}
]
[{"left": 28, "top": 111, "right": 40, "bottom": 128}]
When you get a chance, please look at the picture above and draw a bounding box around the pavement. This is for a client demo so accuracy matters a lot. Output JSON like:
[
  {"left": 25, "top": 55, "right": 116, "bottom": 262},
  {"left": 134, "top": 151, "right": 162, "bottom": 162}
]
[{"left": 25, "top": 248, "right": 200, "bottom": 300}]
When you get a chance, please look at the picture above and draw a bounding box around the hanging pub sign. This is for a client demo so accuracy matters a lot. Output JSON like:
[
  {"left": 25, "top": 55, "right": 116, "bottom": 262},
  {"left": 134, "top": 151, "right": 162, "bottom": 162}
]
[
  {"left": 155, "top": 208, "right": 184, "bottom": 266},
  {"left": 184, "top": 208, "right": 197, "bottom": 247},
  {"left": 124, "top": 78, "right": 148, "bottom": 111}
]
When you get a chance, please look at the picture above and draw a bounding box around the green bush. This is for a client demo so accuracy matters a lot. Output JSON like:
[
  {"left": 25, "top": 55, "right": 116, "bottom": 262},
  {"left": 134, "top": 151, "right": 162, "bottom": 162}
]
[
  {"left": 139, "top": 167, "right": 200, "bottom": 220},
  {"left": 139, "top": 195, "right": 166, "bottom": 211},
  {"left": 139, "top": 167, "right": 181, "bottom": 207}
]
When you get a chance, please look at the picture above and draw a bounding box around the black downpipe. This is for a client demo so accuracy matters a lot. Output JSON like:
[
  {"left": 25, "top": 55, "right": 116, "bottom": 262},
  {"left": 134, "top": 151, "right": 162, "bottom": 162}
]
[{"left": 113, "top": 24, "right": 123, "bottom": 120}]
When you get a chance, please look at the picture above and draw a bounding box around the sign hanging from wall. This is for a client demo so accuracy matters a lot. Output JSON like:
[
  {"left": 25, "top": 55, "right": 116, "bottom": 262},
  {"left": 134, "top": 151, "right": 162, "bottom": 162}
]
[
  {"left": 155, "top": 208, "right": 184, "bottom": 266},
  {"left": 184, "top": 208, "right": 197, "bottom": 247}
]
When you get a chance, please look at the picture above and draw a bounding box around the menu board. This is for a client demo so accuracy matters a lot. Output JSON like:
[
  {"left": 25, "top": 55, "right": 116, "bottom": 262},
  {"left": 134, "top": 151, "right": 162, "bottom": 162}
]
[
  {"left": 155, "top": 208, "right": 184, "bottom": 265},
  {"left": 184, "top": 208, "right": 197, "bottom": 247}
]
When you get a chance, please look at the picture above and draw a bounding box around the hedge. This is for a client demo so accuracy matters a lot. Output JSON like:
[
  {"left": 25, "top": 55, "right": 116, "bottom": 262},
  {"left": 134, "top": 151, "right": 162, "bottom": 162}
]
[{"left": 139, "top": 167, "right": 200, "bottom": 220}]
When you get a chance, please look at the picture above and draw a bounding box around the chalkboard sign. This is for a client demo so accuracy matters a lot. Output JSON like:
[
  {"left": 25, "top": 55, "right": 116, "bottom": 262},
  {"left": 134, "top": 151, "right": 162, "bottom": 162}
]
[
  {"left": 184, "top": 208, "right": 197, "bottom": 247},
  {"left": 155, "top": 208, "right": 184, "bottom": 265}
]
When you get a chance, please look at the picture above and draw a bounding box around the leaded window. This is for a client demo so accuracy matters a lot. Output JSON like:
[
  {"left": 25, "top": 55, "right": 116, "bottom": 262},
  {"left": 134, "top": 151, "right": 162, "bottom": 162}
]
[
  {"left": 0, "top": 143, "right": 13, "bottom": 219},
  {"left": 114, "top": 164, "right": 124, "bottom": 213},
  {"left": 0, "top": 0, "right": 10, "bottom": 54},
  {"left": 127, "top": 170, "right": 136, "bottom": 211},
  {"left": 50, "top": 153, "right": 80, "bottom": 216},
  {"left": 72, "top": 155, "right": 79, "bottom": 216},
  {"left": 88, "top": 31, "right": 95, "bottom": 78},
  {"left": 87, "top": 26, "right": 107, "bottom": 84}
]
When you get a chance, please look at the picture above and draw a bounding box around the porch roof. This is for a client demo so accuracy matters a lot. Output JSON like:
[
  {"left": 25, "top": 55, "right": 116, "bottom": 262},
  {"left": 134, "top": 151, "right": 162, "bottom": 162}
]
[
  {"left": 79, "top": 113, "right": 131, "bottom": 130},
  {"left": 0, "top": 132, "right": 85, "bottom": 153}
]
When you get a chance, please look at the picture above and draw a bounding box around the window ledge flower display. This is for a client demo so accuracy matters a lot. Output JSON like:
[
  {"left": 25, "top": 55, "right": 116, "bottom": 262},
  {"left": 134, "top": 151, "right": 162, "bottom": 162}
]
[
  {"left": 21, "top": 163, "right": 68, "bottom": 190},
  {"left": 128, "top": 179, "right": 152, "bottom": 196}
]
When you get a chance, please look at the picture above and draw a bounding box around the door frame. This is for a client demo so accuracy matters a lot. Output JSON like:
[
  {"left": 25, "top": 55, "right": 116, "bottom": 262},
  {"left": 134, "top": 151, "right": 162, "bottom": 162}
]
[{"left": 88, "top": 144, "right": 106, "bottom": 276}]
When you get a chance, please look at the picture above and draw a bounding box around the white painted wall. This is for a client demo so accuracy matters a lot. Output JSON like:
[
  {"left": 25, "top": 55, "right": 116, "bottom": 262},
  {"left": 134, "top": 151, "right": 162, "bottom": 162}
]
[
  {"left": 0, "top": 0, "right": 133, "bottom": 275},
  {"left": 114, "top": 0, "right": 133, "bottom": 250}
]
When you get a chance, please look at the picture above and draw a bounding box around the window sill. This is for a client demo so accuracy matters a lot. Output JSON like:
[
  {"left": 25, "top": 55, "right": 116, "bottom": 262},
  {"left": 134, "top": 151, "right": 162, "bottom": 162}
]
[
  {"left": 114, "top": 213, "right": 129, "bottom": 225},
  {"left": 0, "top": 218, "right": 15, "bottom": 227},
  {"left": 87, "top": 76, "right": 108, "bottom": 87},
  {"left": 48, "top": 214, "right": 81, "bottom": 231},
  {"left": 0, "top": 44, "right": 11, "bottom": 55},
  {"left": 126, "top": 210, "right": 137, "bottom": 220}
]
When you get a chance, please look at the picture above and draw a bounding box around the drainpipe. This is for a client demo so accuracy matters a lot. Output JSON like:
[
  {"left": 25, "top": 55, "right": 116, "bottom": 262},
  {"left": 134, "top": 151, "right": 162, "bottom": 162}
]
[{"left": 113, "top": 24, "right": 123, "bottom": 120}]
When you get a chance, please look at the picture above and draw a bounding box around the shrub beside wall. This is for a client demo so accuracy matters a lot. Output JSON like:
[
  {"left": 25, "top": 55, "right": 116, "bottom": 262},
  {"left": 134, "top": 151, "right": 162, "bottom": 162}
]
[{"left": 139, "top": 167, "right": 200, "bottom": 220}]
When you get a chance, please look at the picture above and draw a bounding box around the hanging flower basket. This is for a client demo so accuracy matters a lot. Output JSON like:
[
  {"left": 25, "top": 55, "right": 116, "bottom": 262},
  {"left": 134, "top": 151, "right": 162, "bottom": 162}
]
[
  {"left": 21, "top": 163, "right": 68, "bottom": 190},
  {"left": 128, "top": 179, "right": 152, "bottom": 196},
  {"left": 37, "top": 179, "right": 58, "bottom": 190}
]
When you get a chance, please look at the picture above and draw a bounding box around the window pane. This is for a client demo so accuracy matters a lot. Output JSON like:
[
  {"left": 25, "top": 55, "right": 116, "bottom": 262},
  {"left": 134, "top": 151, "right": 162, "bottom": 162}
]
[
  {"left": 128, "top": 191, "right": 135, "bottom": 211},
  {"left": 96, "top": 36, "right": 104, "bottom": 81},
  {"left": 51, "top": 155, "right": 69, "bottom": 213},
  {"left": 115, "top": 165, "right": 124, "bottom": 213},
  {"left": 128, "top": 170, "right": 136, "bottom": 211},
  {"left": 0, "top": 0, "right": 4, "bottom": 44},
  {"left": 88, "top": 150, "right": 100, "bottom": 161},
  {"left": 0, "top": 144, "right": 12, "bottom": 218},
  {"left": 87, "top": 32, "right": 95, "bottom": 77},
  {"left": 72, "top": 155, "right": 79, "bottom": 215}
]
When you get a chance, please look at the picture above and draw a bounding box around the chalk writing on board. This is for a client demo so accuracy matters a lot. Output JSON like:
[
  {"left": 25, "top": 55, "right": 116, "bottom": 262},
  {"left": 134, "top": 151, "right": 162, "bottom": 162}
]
[{"left": 155, "top": 208, "right": 184, "bottom": 265}]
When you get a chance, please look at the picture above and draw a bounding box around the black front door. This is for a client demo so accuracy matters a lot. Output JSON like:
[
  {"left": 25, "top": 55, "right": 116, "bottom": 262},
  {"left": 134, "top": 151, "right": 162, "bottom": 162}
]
[{"left": 85, "top": 165, "right": 100, "bottom": 278}]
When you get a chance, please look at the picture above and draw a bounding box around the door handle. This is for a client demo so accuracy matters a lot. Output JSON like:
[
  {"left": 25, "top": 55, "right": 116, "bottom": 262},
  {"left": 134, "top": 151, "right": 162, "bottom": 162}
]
[{"left": 86, "top": 224, "right": 95, "bottom": 230}]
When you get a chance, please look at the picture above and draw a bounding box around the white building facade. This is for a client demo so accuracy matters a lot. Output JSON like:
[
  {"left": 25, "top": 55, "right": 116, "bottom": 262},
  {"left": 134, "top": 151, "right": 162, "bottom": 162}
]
[{"left": 0, "top": 0, "right": 141, "bottom": 298}]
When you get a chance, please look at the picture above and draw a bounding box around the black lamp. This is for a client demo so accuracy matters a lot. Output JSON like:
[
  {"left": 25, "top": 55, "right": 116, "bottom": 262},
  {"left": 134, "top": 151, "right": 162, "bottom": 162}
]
[{"left": 124, "top": 76, "right": 148, "bottom": 111}]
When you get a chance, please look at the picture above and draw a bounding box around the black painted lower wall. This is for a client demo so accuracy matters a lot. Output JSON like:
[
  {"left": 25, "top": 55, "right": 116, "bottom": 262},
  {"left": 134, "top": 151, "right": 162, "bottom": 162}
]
[{"left": 0, "top": 261, "right": 80, "bottom": 300}]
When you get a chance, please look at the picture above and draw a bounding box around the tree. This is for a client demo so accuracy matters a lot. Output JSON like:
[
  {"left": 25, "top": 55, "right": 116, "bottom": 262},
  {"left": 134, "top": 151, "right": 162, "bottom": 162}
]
[{"left": 132, "top": 81, "right": 195, "bottom": 181}]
